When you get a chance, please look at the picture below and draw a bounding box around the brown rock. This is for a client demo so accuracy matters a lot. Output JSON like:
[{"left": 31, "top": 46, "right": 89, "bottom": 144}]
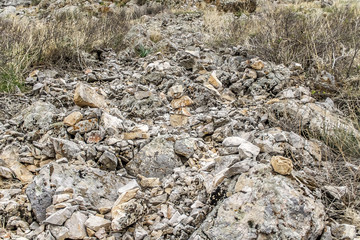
[
  {"left": 270, "top": 156, "right": 293, "bottom": 175},
  {"left": 250, "top": 60, "right": 264, "bottom": 70},
  {"left": 0, "top": 148, "right": 33, "bottom": 182},
  {"left": 171, "top": 96, "right": 193, "bottom": 109},
  {"left": 170, "top": 114, "right": 188, "bottom": 127},
  {"left": 63, "top": 112, "right": 83, "bottom": 126},
  {"left": 208, "top": 71, "right": 222, "bottom": 89},
  {"left": 74, "top": 82, "right": 107, "bottom": 108}
]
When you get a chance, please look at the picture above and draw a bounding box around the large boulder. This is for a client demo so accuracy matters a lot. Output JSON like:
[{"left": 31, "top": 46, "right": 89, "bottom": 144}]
[
  {"left": 26, "top": 162, "right": 133, "bottom": 222},
  {"left": 125, "top": 136, "right": 183, "bottom": 178},
  {"left": 13, "top": 101, "right": 57, "bottom": 130},
  {"left": 191, "top": 164, "right": 325, "bottom": 240}
]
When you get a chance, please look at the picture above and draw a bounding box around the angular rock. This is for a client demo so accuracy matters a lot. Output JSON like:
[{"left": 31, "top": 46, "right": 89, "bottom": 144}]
[
  {"left": 44, "top": 206, "right": 77, "bottom": 225},
  {"left": 63, "top": 112, "right": 83, "bottom": 126},
  {"left": 170, "top": 114, "right": 188, "bottom": 127},
  {"left": 16, "top": 101, "right": 57, "bottom": 130},
  {"left": 1, "top": 147, "right": 33, "bottom": 183},
  {"left": 0, "top": 166, "right": 13, "bottom": 179},
  {"left": 98, "top": 151, "right": 118, "bottom": 170},
  {"left": 67, "top": 118, "right": 98, "bottom": 134},
  {"left": 52, "top": 138, "right": 80, "bottom": 160},
  {"left": 208, "top": 71, "right": 222, "bottom": 89},
  {"left": 222, "top": 137, "right": 248, "bottom": 147},
  {"left": 174, "top": 138, "right": 196, "bottom": 158},
  {"left": 331, "top": 224, "right": 356, "bottom": 240},
  {"left": 26, "top": 162, "right": 134, "bottom": 219},
  {"left": 191, "top": 164, "right": 325, "bottom": 239},
  {"left": 238, "top": 141, "right": 260, "bottom": 160},
  {"left": 85, "top": 215, "right": 111, "bottom": 232},
  {"left": 168, "top": 85, "right": 183, "bottom": 99},
  {"left": 101, "top": 112, "right": 123, "bottom": 135},
  {"left": 171, "top": 96, "right": 194, "bottom": 109},
  {"left": 126, "top": 136, "right": 182, "bottom": 178},
  {"left": 74, "top": 82, "right": 107, "bottom": 108},
  {"left": 64, "top": 211, "right": 87, "bottom": 239},
  {"left": 49, "top": 225, "right": 69, "bottom": 240},
  {"left": 270, "top": 156, "right": 293, "bottom": 175}
]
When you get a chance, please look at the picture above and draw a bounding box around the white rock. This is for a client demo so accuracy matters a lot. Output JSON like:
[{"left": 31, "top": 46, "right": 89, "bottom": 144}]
[
  {"left": 238, "top": 141, "right": 260, "bottom": 160},
  {"left": 222, "top": 137, "right": 248, "bottom": 147},
  {"left": 85, "top": 215, "right": 111, "bottom": 232},
  {"left": 64, "top": 211, "right": 87, "bottom": 239}
]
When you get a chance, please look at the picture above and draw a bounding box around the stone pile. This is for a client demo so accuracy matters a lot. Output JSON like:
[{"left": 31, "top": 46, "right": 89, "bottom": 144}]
[{"left": 0, "top": 1, "right": 359, "bottom": 240}]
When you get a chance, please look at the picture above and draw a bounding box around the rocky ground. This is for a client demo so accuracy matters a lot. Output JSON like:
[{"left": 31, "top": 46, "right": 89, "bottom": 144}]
[{"left": 1, "top": 0, "right": 360, "bottom": 239}]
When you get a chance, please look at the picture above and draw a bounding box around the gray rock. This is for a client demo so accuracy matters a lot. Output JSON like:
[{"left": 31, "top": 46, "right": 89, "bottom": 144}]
[
  {"left": 126, "top": 136, "right": 182, "bottom": 178},
  {"left": 52, "top": 138, "right": 80, "bottom": 160},
  {"left": 135, "top": 225, "right": 148, "bottom": 240},
  {"left": 64, "top": 211, "right": 87, "bottom": 239},
  {"left": 331, "top": 224, "right": 356, "bottom": 240},
  {"left": 35, "top": 230, "right": 55, "bottom": 240},
  {"left": 49, "top": 225, "right": 69, "bottom": 240},
  {"left": 26, "top": 181, "right": 55, "bottom": 222},
  {"left": 191, "top": 164, "right": 325, "bottom": 240},
  {"left": 26, "top": 162, "right": 133, "bottom": 217},
  {"left": 15, "top": 101, "right": 57, "bottom": 130},
  {"left": 174, "top": 138, "right": 196, "bottom": 158},
  {"left": 98, "top": 151, "right": 118, "bottom": 170}
]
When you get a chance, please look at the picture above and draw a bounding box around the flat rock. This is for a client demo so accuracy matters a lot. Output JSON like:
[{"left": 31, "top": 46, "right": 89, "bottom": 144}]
[{"left": 85, "top": 215, "right": 111, "bottom": 232}]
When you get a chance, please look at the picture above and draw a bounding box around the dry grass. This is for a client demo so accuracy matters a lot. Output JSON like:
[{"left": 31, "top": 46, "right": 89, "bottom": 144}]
[{"left": 0, "top": 2, "right": 166, "bottom": 93}]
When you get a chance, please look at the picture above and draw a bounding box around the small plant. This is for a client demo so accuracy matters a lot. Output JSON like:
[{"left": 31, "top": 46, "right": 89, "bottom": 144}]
[
  {"left": 0, "top": 65, "right": 25, "bottom": 93},
  {"left": 136, "top": 45, "right": 151, "bottom": 58}
]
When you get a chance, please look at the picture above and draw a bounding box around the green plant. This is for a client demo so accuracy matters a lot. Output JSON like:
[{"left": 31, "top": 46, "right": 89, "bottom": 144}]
[
  {"left": 0, "top": 65, "right": 25, "bottom": 93},
  {"left": 136, "top": 45, "right": 151, "bottom": 58}
]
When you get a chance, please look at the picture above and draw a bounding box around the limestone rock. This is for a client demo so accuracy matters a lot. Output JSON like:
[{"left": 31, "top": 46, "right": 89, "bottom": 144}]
[
  {"left": 0, "top": 147, "right": 33, "bottom": 183},
  {"left": 170, "top": 114, "right": 188, "bottom": 127},
  {"left": 64, "top": 211, "right": 87, "bottom": 239},
  {"left": 208, "top": 71, "right": 222, "bottom": 89},
  {"left": 101, "top": 112, "right": 123, "bottom": 135},
  {"left": 331, "top": 224, "right": 356, "bottom": 240},
  {"left": 63, "top": 112, "right": 83, "bottom": 126},
  {"left": 191, "top": 164, "right": 325, "bottom": 239},
  {"left": 98, "top": 151, "right": 118, "bottom": 170},
  {"left": 222, "top": 137, "right": 248, "bottom": 147},
  {"left": 126, "top": 136, "right": 182, "bottom": 178},
  {"left": 49, "top": 225, "right": 69, "bottom": 240},
  {"left": 52, "top": 138, "right": 80, "bottom": 160},
  {"left": 174, "top": 138, "right": 196, "bottom": 159},
  {"left": 16, "top": 101, "right": 57, "bottom": 130},
  {"left": 168, "top": 85, "right": 183, "bottom": 99},
  {"left": 44, "top": 206, "right": 77, "bottom": 225},
  {"left": 270, "top": 156, "right": 293, "bottom": 175},
  {"left": 74, "top": 82, "right": 107, "bottom": 108},
  {"left": 85, "top": 215, "right": 111, "bottom": 232},
  {"left": 238, "top": 141, "right": 260, "bottom": 160},
  {"left": 171, "top": 96, "right": 194, "bottom": 109},
  {"left": 26, "top": 162, "right": 133, "bottom": 220},
  {"left": 0, "top": 166, "right": 13, "bottom": 179}
]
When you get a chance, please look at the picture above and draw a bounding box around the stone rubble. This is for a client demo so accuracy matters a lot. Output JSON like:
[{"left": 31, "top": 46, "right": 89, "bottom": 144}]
[{"left": 1, "top": 0, "right": 360, "bottom": 239}]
